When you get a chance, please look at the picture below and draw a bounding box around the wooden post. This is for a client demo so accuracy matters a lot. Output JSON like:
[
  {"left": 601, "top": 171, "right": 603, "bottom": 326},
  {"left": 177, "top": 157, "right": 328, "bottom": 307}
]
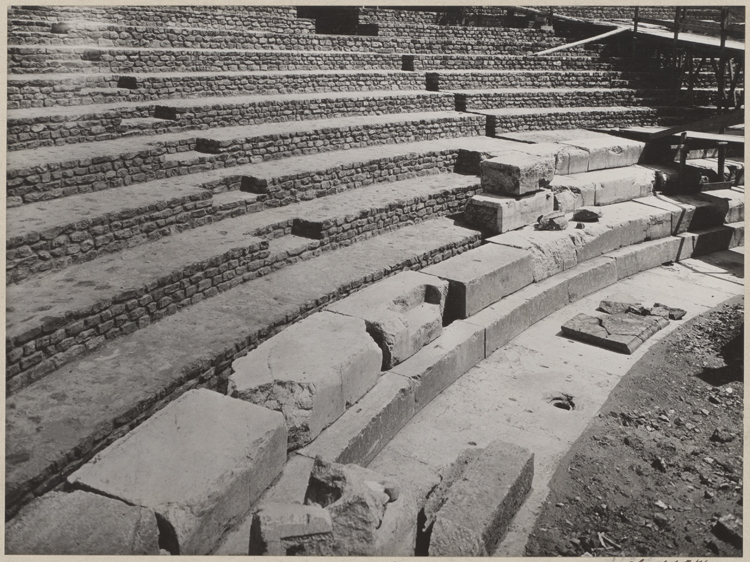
[
  {"left": 631, "top": 6, "right": 639, "bottom": 60},
  {"left": 678, "top": 132, "right": 688, "bottom": 183},
  {"left": 718, "top": 8, "right": 728, "bottom": 132},
  {"left": 717, "top": 142, "right": 727, "bottom": 182}
]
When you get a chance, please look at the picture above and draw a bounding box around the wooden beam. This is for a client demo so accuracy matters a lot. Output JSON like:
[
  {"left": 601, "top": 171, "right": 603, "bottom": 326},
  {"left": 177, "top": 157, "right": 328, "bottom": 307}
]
[
  {"left": 648, "top": 109, "right": 745, "bottom": 141},
  {"left": 534, "top": 26, "right": 628, "bottom": 55}
]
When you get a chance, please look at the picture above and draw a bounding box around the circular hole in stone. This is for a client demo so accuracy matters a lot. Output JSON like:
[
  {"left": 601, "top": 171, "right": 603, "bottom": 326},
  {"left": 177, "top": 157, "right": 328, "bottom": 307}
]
[{"left": 550, "top": 393, "right": 576, "bottom": 411}]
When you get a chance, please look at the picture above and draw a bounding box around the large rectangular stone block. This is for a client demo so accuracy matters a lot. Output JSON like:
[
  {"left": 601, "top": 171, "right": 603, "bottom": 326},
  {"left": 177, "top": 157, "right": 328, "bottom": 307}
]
[
  {"left": 464, "top": 190, "right": 554, "bottom": 235},
  {"left": 5, "top": 490, "right": 160, "bottom": 555},
  {"left": 549, "top": 174, "right": 596, "bottom": 207},
  {"left": 562, "top": 312, "right": 669, "bottom": 355},
  {"left": 429, "top": 440, "right": 534, "bottom": 556},
  {"left": 559, "top": 135, "right": 644, "bottom": 171},
  {"left": 466, "top": 274, "right": 570, "bottom": 356},
  {"left": 423, "top": 243, "right": 534, "bottom": 319},
  {"left": 299, "top": 373, "right": 415, "bottom": 467},
  {"left": 326, "top": 271, "right": 449, "bottom": 369},
  {"left": 488, "top": 229, "right": 578, "bottom": 282},
  {"left": 605, "top": 237, "right": 683, "bottom": 279},
  {"left": 480, "top": 150, "right": 555, "bottom": 196},
  {"left": 633, "top": 195, "right": 697, "bottom": 235},
  {"left": 558, "top": 257, "right": 618, "bottom": 303},
  {"left": 229, "top": 311, "right": 382, "bottom": 450},
  {"left": 68, "top": 389, "right": 287, "bottom": 555},
  {"left": 391, "top": 320, "right": 485, "bottom": 411}
]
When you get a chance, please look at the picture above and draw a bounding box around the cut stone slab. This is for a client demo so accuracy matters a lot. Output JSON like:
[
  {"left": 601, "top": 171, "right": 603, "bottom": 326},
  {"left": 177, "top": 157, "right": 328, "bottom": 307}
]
[
  {"left": 305, "top": 459, "right": 418, "bottom": 556},
  {"left": 5, "top": 490, "right": 159, "bottom": 555},
  {"left": 423, "top": 243, "right": 533, "bottom": 319},
  {"left": 391, "top": 320, "right": 485, "bottom": 412},
  {"left": 559, "top": 257, "right": 618, "bottom": 303},
  {"left": 488, "top": 228, "right": 579, "bottom": 282},
  {"left": 229, "top": 311, "right": 382, "bottom": 450},
  {"left": 549, "top": 174, "right": 596, "bottom": 209},
  {"left": 604, "top": 236, "right": 683, "bottom": 280},
  {"left": 537, "top": 211, "right": 569, "bottom": 231},
  {"left": 465, "top": 190, "right": 554, "bottom": 235},
  {"left": 428, "top": 440, "right": 534, "bottom": 556},
  {"left": 326, "top": 271, "right": 449, "bottom": 369},
  {"left": 299, "top": 372, "right": 415, "bottom": 467},
  {"left": 558, "top": 136, "right": 644, "bottom": 172},
  {"left": 599, "top": 293, "right": 642, "bottom": 314},
  {"left": 68, "top": 389, "right": 287, "bottom": 555},
  {"left": 481, "top": 150, "right": 555, "bottom": 196},
  {"left": 651, "top": 303, "right": 687, "bottom": 320},
  {"left": 249, "top": 503, "right": 334, "bottom": 556},
  {"left": 260, "top": 454, "right": 316, "bottom": 506},
  {"left": 561, "top": 312, "right": 669, "bottom": 355},
  {"left": 423, "top": 448, "right": 483, "bottom": 530}
]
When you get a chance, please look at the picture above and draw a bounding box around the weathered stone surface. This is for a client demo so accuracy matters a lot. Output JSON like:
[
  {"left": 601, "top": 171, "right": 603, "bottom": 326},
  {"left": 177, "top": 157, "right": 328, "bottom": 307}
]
[
  {"left": 229, "top": 311, "right": 382, "bottom": 449},
  {"left": 305, "top": 459, "right": 418, "bottom": 556},
  {"left": 653, "top": 303, "right": 687, "bottom": 320},
  {"left": 712, "top": 514, "right": 743, "bottom": 548},
  {"left": 573, "top": 206, "right": 602, "bottom": 222},
  {"left": 299, "top": 372, "right": 415, "bottom": 466},
  {"left": 69, "top": 389, "right": 287, "bottom": 555},
  {"left": 537, "top": 211, "right": 569, "bottom": 231},
  {"left": 423, "top": 448, "right": 483, "bottom": 530},
  {"left": 599, "top": 293, "right": 641, "bottom": 314},
  {"left": 508, "top": 142, "right": 589, "bottom": 176},
  {"left": 249, "top": 503, "right": 334, "bottom": 556},
  {"left": 464, "top": 190, "right": 554, "bottom": 235},
  {"left": 327, "top": 271, "right": 449, "bottom": 369},
  {"left": 604, "top": 236, "right": 682, "bottom": 280},
  {"left": 429, "top": 440, "right": 534, "bottom": 556},
  {"left": 561, "top": 312, "right": 668, "bottom": 354},
  {"left": 260, "top": 454, "right": 316, "bottom": 506},
  {"left": 559, "top": 136, "right": 644, "bottom": 172},
  {"left": 550, "top": 174, "right": 596, "bottom": 207},
  {"left": 481, "top": 150, "right": 555, "bottom": 196},
  {"left": 634, "top": 195, "right": 697, "bottom": 235},
  {"left": 423, "top": 243, "right": 533, "bottom": 319},
  {"left": 5, "top": 490, "right": 159, "bottom": 555},
  {"left": 391, "top": 320, "right": 485, "bottom": 411},
  {"left": 467, "top": 273, "right": 570, "bottom": 356},
  {"left": 560, "top": 257, "right": 618, "bottom": 302},
  {"left": 488, "top": 228, "right": 578, "bottom": 282},
  {"left": 680, "top": 223, "right": 745, "bottom": 257},
  {"left": 552, "top": 186, "right": 580, "bottom": 213}
]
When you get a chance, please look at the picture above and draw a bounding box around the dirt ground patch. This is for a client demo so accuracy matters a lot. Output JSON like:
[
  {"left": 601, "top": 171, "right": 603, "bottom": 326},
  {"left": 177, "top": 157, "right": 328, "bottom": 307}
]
[{"left": 526, "top": 295, "right": 744, "bottom": 557}]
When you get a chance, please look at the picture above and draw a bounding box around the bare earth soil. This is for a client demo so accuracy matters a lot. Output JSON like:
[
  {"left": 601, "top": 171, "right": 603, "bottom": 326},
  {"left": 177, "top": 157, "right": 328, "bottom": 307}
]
[{"left": 526, "top": 295, "right": 744, "bottom": 557}]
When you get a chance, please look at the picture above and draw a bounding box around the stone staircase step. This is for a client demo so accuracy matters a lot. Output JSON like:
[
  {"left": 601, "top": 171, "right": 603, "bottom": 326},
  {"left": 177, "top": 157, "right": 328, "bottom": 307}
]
[
  {"left": 407, "top": 53, "right": 615, "bottom": 71},
  {"left": 5, "top": 216, "right": 482, "bottom": 517},
  {"left": 6, "top": 173, "right": 481, "bottom": 390},
  {"left": 8, "top": 90, "right": 457, "bottom": 150},
  {"left": 68, "top": 389, "right": 287, "bottom": 555},
  {"left": 9, "top": 69, "right": 428, "bottom": 109},
  {"left": 7, "top": 112, "right": 484, "bottom": 205},
  {"left": 479, "top": 106, "right": 661, "bottom": 136},
  {"left": 455, "top": 87, "right": 646, "bottom": 110},
  {"left": 426, "top": 69, "right": 627, "bottom": 91},
  {"left": 8, "top": 45, "right": 404, "bottom": 74},
  {"left": 551, "top": 165, "right": 657, "bottom": 208}
]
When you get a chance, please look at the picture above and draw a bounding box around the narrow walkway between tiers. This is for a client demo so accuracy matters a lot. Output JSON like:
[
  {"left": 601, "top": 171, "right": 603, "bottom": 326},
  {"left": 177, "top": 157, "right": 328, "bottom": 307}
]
[{"left": 368, "top": 247, "right": 744, "bottom": 556}]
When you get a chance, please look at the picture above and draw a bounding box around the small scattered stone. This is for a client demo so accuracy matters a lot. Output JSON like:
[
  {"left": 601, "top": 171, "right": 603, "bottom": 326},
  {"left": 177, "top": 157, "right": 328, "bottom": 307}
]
[
  {"left": 711, "top": 428, "right": 735, "bottom": 443},
  {"left": 599, "top": 294, "right": 641, "bottom": 315},
  {"left": 708, "top": 395, "right": 721, "bottom": 405},
  {"left": 653, "top": 303, "right": 687, "bottom": 320},
  {"left": 572, "top": 207, "right": 602, "bottom": 222},
  {"left": 653, "top": 512, "right": 669, "bottom": 527},
  {"left": 654, "top": 500, "right": 668, "bottom": 510},
  {"left": 536, "top": 211, "right": 568, "bottom": 231}
]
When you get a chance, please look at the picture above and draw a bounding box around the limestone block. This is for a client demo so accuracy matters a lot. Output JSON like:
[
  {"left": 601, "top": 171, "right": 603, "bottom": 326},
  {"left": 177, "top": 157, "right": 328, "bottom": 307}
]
[
  {"left": 634, "top": 195, "right": 696, "bottom": 235},
  {"left": 260, "top": 454, "right": 316, "bottom": 506},
  {"left": 591, "top": 166, "right": 656, "bottom": 205},
  {"left": 480, "top": 150, "right": 555, "bottom": 195},
  {"left": 679, "top": 223, "right": 744, "bottom": 258},
  {"left": 391, "top": 320, "right": 485, "bottom": 411},
  {"left": 559, "top": 136, "right": 644, "bottom": 171},
  {"left": 429, "top": 440, "right": 534, "bottom": 556},
  {"left": 299, "top": 372, "right": 415, "bottom": 467},
  {"left": 604, "top": 237, "right": 683, "bottom": 279},
  {"left": 229, "top": 311, "right": 382, "bottom": 449},
  {"left": 599, "top": 293, "right": 641, "bottom": 314},
  {"left": 5, "top": 490, "right": 159, "bottom": 555},
  {"left": 423, "top": 243, "right": 533, "bottom": 319},
  {"left": 249, "top": 503, "right": 334, "bottom": 556},
  {"left": 464, "top": 190, "right": 554, "bottom": 235},
  {"left": 68, "top": 389, "right": 287, "bottom": 555},
  {"left": 694, "top": 188, "right": 745, "bottom": 225},
  {"left": 488, "top": 229, "right": 578, "bottom": 282},
  {"left": 550, "top": 174, "right": 596, "bottom": 207},
  {"left": 558, "top": 257, "right": 618, "bottom": 302},
  {"left": 326, "top": 271, "right": 449, "bottom": 369},
  {"left": 537, "top": 211, "right": 569, "bottom": 231},
  {"left": 467, "top": 274, "right": 570, "bottom": 356},
  {"left": 305, "top": 459, "right": 418, "bottom": 556},
  {"left": 552, "top": 187, "right": 580, "bottom": 213},
  {"left": 561, "top": 312, "right": 669, "bottom": 354}
]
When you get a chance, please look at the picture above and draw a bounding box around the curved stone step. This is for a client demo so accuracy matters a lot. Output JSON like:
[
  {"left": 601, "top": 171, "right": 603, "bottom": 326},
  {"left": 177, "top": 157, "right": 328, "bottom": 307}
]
[{"left": 5, "top": 216, "right": 481, "bottom": 518}]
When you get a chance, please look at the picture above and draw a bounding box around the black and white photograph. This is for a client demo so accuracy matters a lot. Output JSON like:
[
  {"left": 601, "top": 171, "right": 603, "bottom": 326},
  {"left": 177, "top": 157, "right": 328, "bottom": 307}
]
[{"left": 4, "top": 2, "right": 745, "bottom": 557}]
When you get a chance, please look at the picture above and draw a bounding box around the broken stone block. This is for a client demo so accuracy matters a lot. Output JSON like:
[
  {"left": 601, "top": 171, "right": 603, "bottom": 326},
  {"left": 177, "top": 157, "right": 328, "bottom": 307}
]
[
  {"left": 429, "top": 440, "right": 534, "bottom": 556},
  {"left": 481, "top": 150, "right": 555, "bottom": 196},
  {"left": 260, "top": 454, "right": 316, "bottom": 506},
  {"left": 561, "top": 312, "right": 669, "bottom": 355},
  {"left": 249, "top": 503, "right": 334, "bottom": 556},
  {"left": 604, "top": 237, "right": 683, "bottom": 280},
  {"left": 653, "top": 303, "right": 687, "bottom": 320},
  {"left": 599, "top": 293, "right": 641, "bottom": 314},
  {"left": 326, "top": 271, "right": 448, "bottom": 370},
  {"left": 550, "top": 174, "right": 596, "bottom": 207},
  {"left": 553, "top": 186, "right": 580, "bottom": 213},
  {"left": 423, "top": 448, "right": 483, "bottom": 532},
  {"left": 537, "top": 211, "right": 569, "bottom": 231},
  {"left": 423, "top": 243, "right": 533, "bottom": 319},
  {"left": 558, "top": 136, "right": 644, "bottom": 172},
  {"left": 5, "top": 490, "right": 160, "bottom": 555},
  {"left": 68, "top": 389, "right": 287, "bottom": 555},
  {"left": 464, "top": 190, "right": 554, "bottom": 235},
  {"left": 488, "top": 228, "right": 578, "bottom": 282},
  {"left": 305, "top": 458, "right": 418, "bottom": 556},
  {"left": 573, "top": 207, "right": 602, "bottom": 222},
  {"left": 712, "top": 514, "right": 742, "bottom": 548},
  {"left": 229, "top": 311, "right": 382, "bottom": 449}
]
